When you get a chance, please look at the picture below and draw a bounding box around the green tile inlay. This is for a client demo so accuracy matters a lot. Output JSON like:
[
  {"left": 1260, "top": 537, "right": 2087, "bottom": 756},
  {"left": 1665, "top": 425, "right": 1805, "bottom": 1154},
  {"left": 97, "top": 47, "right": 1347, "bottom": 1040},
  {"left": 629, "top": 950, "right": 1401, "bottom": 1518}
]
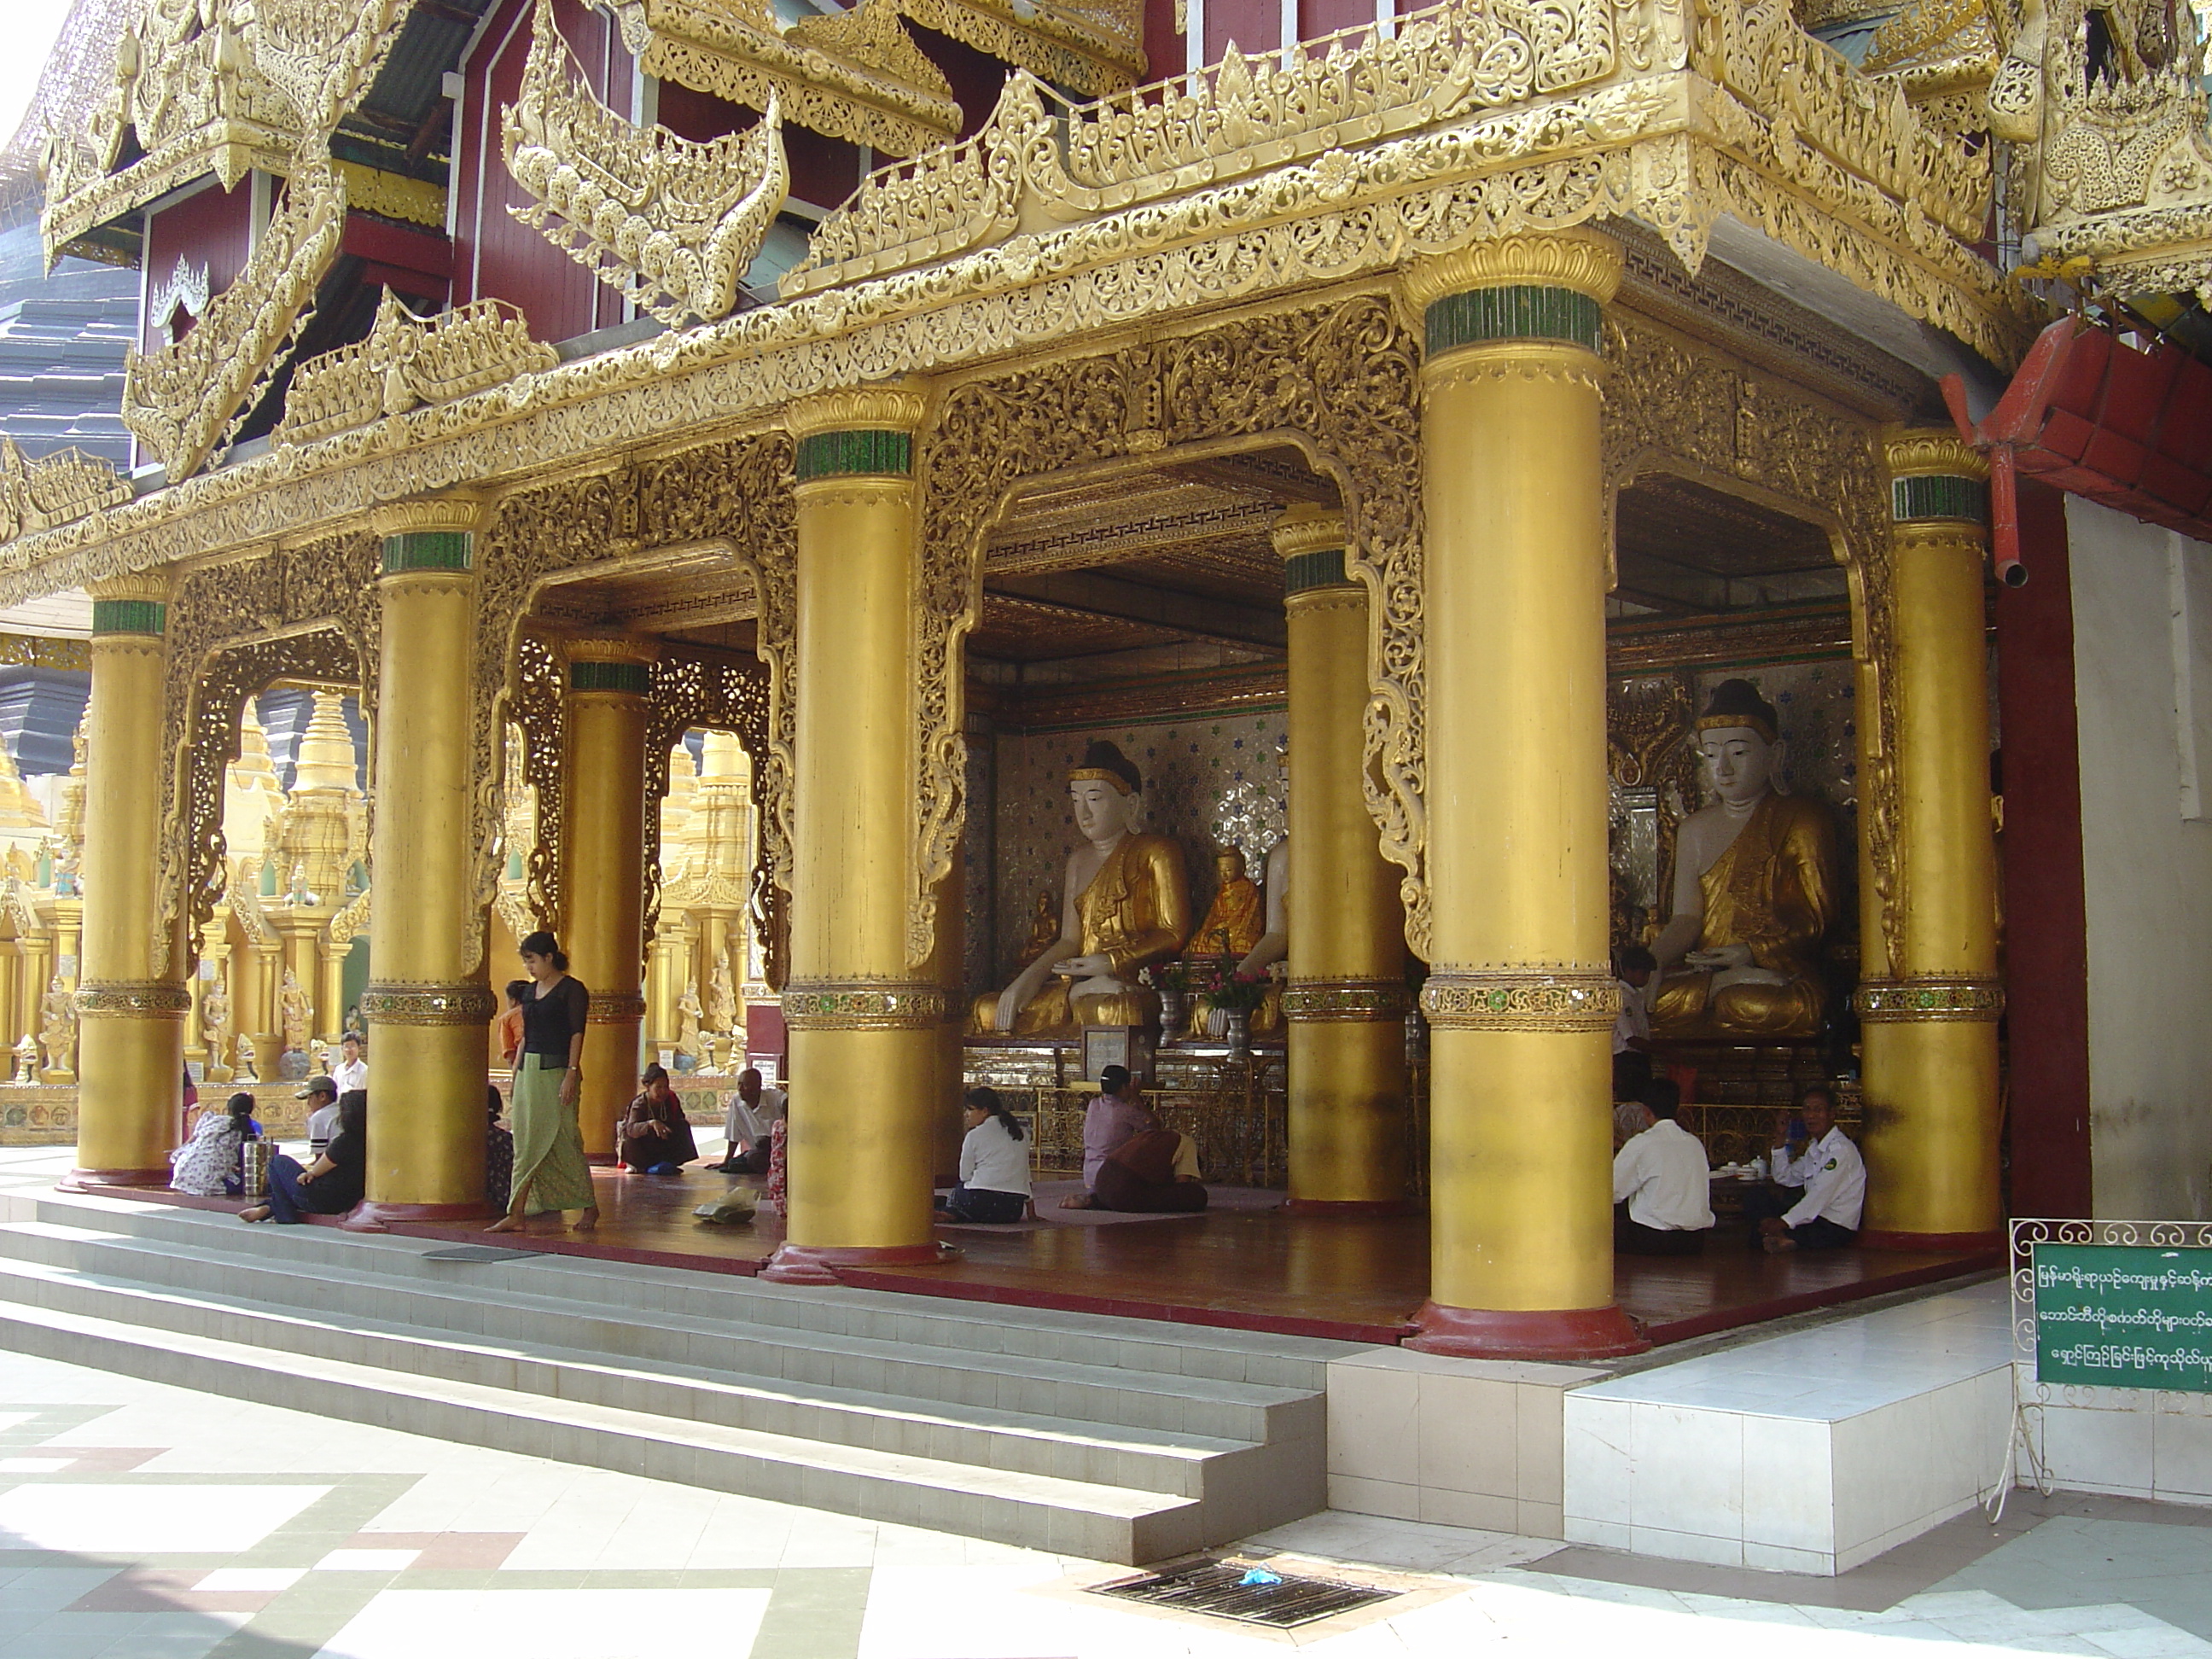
[
  {"left": 569, "top": 660, "right": 651, "bottom": 696},
  {"left": 1283, "top": 548, "right": 1350, "bottom": 594},
  {"left": 381, "top": 530, "right": 474, "bottom": 573},
  {"left": 90, "top": 598, "right": 166, "bottom": 637},
  {"left": 1892, "top": 474, "right": 1989, "bottom": 524},
  {"left": 794, "top": 429, "right": 912, "bottom": 480},
  {"left": 1425, "top": 285, "right": 1603, "bottom": 358}
]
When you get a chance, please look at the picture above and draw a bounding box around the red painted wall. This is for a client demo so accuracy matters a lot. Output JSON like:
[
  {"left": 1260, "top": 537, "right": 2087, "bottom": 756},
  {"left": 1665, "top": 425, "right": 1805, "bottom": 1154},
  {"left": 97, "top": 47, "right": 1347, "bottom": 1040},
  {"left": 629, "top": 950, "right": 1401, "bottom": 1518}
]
[
  {"left": 1997, "top": 475, "right": 2094, "bottom": 1217},
  {"left": 1207, "top": 0, "right": 1280, "bottom": 57},
  {"left": 1300, "top": 0, "right": 1376, "bottom": 39},
  {"left": 141, "top": 178, "right": 256, "bottom": 352},
  {"left": 453, "top": 0, "right": 632, "bottom": 341}
]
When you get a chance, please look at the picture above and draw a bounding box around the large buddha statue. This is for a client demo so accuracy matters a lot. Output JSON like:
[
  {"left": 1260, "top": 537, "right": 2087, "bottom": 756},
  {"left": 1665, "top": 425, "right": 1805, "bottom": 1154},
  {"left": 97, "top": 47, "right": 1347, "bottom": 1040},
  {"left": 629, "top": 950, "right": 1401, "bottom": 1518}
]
[
  {"left": 1649, "top": 679, "right": 1842, "bottom": 1040},
  {"left": 972, "top": 741, "right": 1191, "bottom": 1035}
]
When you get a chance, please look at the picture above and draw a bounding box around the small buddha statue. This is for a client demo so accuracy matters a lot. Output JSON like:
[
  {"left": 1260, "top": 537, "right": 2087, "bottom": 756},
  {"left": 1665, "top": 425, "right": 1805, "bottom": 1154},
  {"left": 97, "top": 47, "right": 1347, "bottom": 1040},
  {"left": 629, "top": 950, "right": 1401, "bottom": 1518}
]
[
  {"left": 1649, "top": 679, "right": 1842, "bottom": 1040},
  {"left": 1191, "top": 847, "right": 1265, "bottom": 958},
  {"left": 972, "top": 740, "right": 1191, "bottom": 1035}
]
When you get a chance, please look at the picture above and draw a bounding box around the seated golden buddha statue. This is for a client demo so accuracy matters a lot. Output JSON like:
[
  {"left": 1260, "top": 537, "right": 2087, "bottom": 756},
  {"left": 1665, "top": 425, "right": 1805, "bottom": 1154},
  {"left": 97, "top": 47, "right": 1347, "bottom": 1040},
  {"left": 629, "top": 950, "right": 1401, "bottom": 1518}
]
[
  {"left": 971, "top": 740, "right": 1192, "bottom": 1036},
  {"left": 1650, "top": 679, "right": 1841, "bottom": 1041}
]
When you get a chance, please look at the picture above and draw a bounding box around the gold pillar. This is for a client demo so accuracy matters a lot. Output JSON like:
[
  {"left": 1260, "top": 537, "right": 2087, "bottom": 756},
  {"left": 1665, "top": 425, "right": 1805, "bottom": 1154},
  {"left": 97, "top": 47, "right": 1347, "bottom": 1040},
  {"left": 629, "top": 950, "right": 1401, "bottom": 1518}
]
[
  {"left": 562, "top": 637, "right": 655, "bottom": 1161},
  {"left": 318, "top": 929, "right": 348, "bottom": 1045},
  {"left": 1405, "top": 233, "right": 1644, "bottom": 1359},
  {"left": 69, "top": 574, "right": 189, "bottom": 1187},
  {"left": 353, "top": 503, "right": 495, "bottom": 1226},
  {"left": 1274, "top": 507, "right": 1412, "bottom": 1212},
  {"left": 927, "top": 852, "right": 966, "bottom": 1185},
  {"left": 0, "top": 938, "right": 20, "bottom": 1056},
  {"left": 765, "top": 387, "right": 952, "bottom": 1281},
  {"left": 1854, "top": 433, "right": 2004, "bottom": 1247}
]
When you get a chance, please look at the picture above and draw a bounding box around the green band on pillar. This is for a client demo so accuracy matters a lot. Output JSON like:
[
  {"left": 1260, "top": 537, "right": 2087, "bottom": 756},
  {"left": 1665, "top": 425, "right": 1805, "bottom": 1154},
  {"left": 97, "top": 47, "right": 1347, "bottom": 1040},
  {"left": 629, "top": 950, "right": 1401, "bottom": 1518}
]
[
  {"left": 569, "top": 660, "right": 651, "bottom": 696},
  {"left": 1425, "top": 285, "right": 1604, "bottom": 358},
  {"left": 794, "top": 429, "right": 912, "bottom": 481},
  {"left": 90, "top": 598, "right": 166, "bottom": 636},
  {"left": 1891, "top": 474, "right": 1989, "bottom": 524},
  {"left": 1283, "top": 548, "right": 1350, "bottom": 594},
  {"left": 381, "top": 531, "right": 474, "bottom": 573}
]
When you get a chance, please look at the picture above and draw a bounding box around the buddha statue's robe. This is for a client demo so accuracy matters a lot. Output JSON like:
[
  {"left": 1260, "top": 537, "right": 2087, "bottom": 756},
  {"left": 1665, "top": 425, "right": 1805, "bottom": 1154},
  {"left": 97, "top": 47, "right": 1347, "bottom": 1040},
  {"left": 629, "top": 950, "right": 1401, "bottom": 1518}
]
[
  {"left": 971, "top": 833, "right": 1191, "bottom": 1035},
  {"left": 1650, "top": 792, "right": 1840, "bottom": 1039}
]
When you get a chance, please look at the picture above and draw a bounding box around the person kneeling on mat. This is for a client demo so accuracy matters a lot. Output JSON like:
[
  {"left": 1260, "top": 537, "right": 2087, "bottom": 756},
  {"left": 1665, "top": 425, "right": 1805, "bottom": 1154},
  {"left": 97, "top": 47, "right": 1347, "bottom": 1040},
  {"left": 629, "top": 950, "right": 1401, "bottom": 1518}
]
[{"left": 1093, "top": 1126, "right": 1208, "bottom": 1214}]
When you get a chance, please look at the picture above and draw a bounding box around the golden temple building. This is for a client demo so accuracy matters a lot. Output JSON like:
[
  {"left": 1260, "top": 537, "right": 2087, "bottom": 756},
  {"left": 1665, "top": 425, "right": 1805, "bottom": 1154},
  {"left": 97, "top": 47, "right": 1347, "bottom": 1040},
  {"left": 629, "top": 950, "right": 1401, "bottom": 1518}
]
[{"left": 0, "top": 0, "right": 2209, "bottom": 1571}]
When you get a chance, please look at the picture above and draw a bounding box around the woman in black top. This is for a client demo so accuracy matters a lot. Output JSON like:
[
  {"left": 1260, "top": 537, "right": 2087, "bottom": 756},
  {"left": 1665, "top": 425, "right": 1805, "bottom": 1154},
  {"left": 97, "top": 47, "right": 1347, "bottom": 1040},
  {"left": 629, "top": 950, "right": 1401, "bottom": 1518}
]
[
  {"left": 488, "top": 930, "right": 597, "bottom": 1232},
  {"left": 240, "top": 1090, "right": 367, "bottom": 1224}
]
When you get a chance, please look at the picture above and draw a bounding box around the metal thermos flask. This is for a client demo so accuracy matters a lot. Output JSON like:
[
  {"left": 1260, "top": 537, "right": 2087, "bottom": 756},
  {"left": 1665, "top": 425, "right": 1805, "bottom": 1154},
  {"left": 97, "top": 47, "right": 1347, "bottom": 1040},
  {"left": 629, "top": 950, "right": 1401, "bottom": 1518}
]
[{"left": 240, "top": 1137, "right": 272, "bottom": 1199}]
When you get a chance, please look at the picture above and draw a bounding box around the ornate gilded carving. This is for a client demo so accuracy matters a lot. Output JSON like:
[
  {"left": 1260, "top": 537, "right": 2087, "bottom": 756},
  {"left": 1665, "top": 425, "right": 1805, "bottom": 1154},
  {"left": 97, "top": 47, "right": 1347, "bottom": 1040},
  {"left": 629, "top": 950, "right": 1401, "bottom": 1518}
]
[
  {"left": 42, "top": 0, "right": 410, "bottom": 256},
  {"left": 0, "top": 440, "right": 130, "bottom": 546},
  {"left": 1854, "top": 975, "right": 2005, "bottom": 1022},
  {"left": 780, "top": 980, "right": 952, "bottom": 1028},
  {"left": 891, "top": 0, "right": 1144, "bottom": 99},
  {"left": 1281, "top": 980, "right": 1415, "bottom": 1022},
  {"left": 643, "top": 648, "right": 783, "bottom": 989},
  {"left": 122, "top": 162, "right": 348, "bottom": 481},
  {"left": 278, "top": 291, "right": 560, "bottom": 448},
  {"left": 505, "top": 0, "right": 790, "bottom": 326},
  {"left": 510, "top": 633, "right": 568, "bottom": 935},
  {"left": 360, "top": 982, "right": 500, "bottom": 1025},
  {"left": 332, "top": 160, "right": 447, "bottom": 229},
  {"left": 74, "top": 981, "right": 194, "bottom": 1017},
  {"left": 155, "top": 535, "right": 381, "bottom": 976},
  {"left": 1420, "top": 969, "right": 1620, "bottom": 1028},
  {"left": 609, "top": 0, "right": 961, "bottom": 157},
  {"left": 915, "top": 294, "right": 1427, "bottom": 963}
]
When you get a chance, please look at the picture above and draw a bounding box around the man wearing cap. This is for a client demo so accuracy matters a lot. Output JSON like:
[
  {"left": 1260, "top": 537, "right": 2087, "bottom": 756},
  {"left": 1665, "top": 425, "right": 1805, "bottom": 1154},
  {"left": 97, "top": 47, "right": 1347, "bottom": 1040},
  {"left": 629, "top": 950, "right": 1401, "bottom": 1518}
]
[{"left": 300, "top": 1076, "right": 341, "bottom": 1158}]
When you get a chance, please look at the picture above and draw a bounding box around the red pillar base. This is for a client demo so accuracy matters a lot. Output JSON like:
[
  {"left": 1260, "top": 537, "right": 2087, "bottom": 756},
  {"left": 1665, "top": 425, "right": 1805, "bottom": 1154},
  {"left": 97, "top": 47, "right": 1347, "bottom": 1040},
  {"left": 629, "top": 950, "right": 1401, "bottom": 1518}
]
[
  {"left": 1281, "top": 1198, "right": 1419, "bottom": 1218},
  {"left": 586, "top": 1153, "right": 619, "bottom": 1167},
  {"left": 1857, "top": 1228, "right": 2005, "bottom": 1254},
  {"left": 59, "top": 1167, "right": 172, "bottom": 1193},
  {"left": 342, "top": 1200, "right": 500, "bottom": 1232},
  {"left": 760, "top": 1240, "right": 962, "bottom": 1284},
  {"left": 1406, "top": 1300, "right": 1650, "bottom": 1361}
]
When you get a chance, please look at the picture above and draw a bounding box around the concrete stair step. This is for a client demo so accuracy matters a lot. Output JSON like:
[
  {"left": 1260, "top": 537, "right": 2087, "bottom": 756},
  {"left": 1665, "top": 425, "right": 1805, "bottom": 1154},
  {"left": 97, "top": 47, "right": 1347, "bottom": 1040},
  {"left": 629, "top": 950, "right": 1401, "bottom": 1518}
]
[
  {"left": 0, "top": 1218, "right": 1315, "bottom": 1444},
  {"left": 0, "top": 1292, "right": 1208, "bottom": 1563},
  {"left": 0, "top": 1249, "right": 1265, "bottom": 1498},
  {"left": 8, "top": 1188, "right": 1350, "bottom": 1388}
]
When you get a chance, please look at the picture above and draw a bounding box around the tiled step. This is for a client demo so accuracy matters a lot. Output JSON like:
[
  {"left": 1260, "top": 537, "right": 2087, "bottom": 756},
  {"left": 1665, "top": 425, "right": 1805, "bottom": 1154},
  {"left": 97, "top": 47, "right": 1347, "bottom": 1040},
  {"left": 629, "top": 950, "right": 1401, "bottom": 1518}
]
[
  {"left": 0, "top": 1220, "right": 1318, "bottom": 1445},
  {"left": 0, "top": 1293, "right": 1205, "bottom": 1563},
  {"left": 0, "top": 1245, "right": 1272, "bottom": 1499}
]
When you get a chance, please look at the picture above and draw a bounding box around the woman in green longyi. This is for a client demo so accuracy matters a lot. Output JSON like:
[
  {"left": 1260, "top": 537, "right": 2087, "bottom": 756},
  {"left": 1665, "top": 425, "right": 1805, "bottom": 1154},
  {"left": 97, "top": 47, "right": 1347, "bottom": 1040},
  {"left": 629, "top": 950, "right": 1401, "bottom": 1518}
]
[{"left": 488, "top": 929, "right": 598, "bottom": 1233}]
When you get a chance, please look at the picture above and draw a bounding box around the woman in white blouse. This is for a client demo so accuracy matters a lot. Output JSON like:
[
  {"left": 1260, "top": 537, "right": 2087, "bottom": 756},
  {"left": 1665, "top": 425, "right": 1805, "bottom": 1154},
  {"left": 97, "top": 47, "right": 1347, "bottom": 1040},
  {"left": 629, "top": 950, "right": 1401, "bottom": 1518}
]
[{"left": 937, "top": 1087, "right": 1033, "bottom": 1224}]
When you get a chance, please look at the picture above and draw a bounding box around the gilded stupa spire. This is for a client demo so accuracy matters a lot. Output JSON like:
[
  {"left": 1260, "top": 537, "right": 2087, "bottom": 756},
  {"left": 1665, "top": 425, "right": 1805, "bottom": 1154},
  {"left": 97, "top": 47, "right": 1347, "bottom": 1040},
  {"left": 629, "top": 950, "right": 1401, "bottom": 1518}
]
[
  {"left": 291, "top": 691, "right": 359, "bottom": 796},
  {"left": 0, "top": 740, "right": 48, "bottom": 833}
]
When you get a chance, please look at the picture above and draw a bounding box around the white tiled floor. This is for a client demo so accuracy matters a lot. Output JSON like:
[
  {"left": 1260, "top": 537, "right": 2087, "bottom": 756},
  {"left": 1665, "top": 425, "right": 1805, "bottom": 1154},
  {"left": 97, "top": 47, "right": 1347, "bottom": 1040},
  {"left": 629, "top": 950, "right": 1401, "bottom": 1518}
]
[
  {"left": 0, "top": 1482, "right": 332, "bottom": 1553},
  {"left": 320, "top": 1588, "right": 775, "bottom": 1659}
]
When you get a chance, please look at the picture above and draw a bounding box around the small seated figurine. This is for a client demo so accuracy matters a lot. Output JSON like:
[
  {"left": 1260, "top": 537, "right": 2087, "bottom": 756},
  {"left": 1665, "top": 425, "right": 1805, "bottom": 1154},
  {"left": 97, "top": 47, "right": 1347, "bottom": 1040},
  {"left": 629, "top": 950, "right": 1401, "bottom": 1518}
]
[
  {"left": 1650, "top": 679, "right": 1841, "bottom": 1040},
  {"left": 972, "top": 741, "right": 1191, "bottom": 1036},
  {"left": 1191, "top": 847, "right": 1264, "bottom": 958}
]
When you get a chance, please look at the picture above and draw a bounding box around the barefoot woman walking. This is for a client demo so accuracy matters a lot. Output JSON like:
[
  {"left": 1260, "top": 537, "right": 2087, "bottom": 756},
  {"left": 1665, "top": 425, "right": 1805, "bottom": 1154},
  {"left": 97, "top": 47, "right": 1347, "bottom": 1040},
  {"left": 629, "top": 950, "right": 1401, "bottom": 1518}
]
[{"left": 488, "top": 931, "right": 598, "bottom": 1233}]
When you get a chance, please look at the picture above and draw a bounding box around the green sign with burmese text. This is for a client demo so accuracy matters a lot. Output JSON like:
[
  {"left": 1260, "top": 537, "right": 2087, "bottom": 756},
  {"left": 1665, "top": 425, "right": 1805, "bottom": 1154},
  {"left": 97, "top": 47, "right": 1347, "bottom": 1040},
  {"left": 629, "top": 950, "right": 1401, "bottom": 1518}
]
[{"left": 2034, "top": 1243, "right": 2212, "bottom": 1392}]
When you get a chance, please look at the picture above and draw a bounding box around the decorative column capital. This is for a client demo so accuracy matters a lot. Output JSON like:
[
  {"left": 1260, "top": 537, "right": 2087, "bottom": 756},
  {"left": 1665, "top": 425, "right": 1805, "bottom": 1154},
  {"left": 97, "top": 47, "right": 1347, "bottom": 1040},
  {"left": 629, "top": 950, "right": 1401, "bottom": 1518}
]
[
  {"left": 374, "top": 496, "right": 482, "bottom": 577},
  {"left": 1882, "top": 428, "right": 1990, "bottom": 528},
  {"left": 88, "top": 571, "right": 171, "bottom": 638},
  {"left": 1282, "top": 978, "right": 1412, "bottom": 1023},
  {"left": 360, "top": 981, "right": 498, "bottom": 1025},
  {"left": 566, "top": 635, "right": 657, "bottom": 697},
  {"left": 1272, "top": 505, "right": 1355, "bottom": 596},
  {"left": 787, "top": 384, "right": 928, "bottom": 483},
  {"left": 781, "top": 979, "right": 950, "bottom": 1029},
  {"left": 1406, "top": 230, "right": 1621, "bottom": 365},
  {"left": 75, "top": 981, "right": 192, "bottom": 1018}
]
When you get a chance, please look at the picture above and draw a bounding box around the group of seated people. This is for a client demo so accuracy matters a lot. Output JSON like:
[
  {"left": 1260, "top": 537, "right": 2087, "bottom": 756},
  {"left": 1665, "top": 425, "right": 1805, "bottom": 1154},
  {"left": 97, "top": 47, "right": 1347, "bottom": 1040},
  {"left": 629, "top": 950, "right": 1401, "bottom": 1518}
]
[
  {"left": 933, "top": 1064, "right": 1209, "bottom": 1224},
  {"left": 1612, "top": 1080, "right": 1866, "bottom": 1255}
]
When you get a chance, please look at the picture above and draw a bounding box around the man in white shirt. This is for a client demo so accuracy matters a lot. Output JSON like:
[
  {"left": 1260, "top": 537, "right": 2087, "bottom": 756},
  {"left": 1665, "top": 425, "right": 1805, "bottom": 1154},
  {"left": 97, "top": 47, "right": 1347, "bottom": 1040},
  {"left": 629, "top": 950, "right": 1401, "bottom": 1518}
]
[
  {"left": 329, "top": 1032, "right": 368, "bottom": 1096},
  {"left": 1612, "top": 1080, "right": 1714, "bottom": 1255},
  {"left": 299, "top": 1076, "right": 341, "bottom": 1156},
  {"left": 714, "top": 1068, "right": 786, "bottom": 1173},
  {"left": 1747, "top": 1085, "right": 1866, "bottom": 1253}
]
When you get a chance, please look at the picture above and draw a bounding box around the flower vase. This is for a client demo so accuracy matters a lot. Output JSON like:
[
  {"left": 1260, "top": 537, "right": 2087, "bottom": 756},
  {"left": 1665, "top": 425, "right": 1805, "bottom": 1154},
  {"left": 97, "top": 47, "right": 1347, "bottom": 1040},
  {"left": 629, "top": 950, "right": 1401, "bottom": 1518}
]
[
  {"left": 1224, "top": 1008, "right": 1250, "bottom": 1060},
  {"left": 1157, "top": 989, "right": 1185, "bottom": 1044}
]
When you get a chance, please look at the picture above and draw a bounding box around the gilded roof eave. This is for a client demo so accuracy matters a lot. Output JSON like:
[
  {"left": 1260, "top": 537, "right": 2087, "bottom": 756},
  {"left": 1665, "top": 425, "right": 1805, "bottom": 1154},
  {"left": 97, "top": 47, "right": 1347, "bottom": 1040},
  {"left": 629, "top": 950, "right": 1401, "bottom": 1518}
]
[{"left": 0, "top": 0, "right": 2019, "bottom": 606}]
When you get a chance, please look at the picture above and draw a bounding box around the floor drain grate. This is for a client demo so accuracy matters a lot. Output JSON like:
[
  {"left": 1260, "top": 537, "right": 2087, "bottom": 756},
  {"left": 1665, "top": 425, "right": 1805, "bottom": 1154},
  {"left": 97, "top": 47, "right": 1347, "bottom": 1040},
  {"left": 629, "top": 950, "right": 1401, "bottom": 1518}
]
[{"left": 1092, "top": 1557, "right": 1396, "bottom": 1627}]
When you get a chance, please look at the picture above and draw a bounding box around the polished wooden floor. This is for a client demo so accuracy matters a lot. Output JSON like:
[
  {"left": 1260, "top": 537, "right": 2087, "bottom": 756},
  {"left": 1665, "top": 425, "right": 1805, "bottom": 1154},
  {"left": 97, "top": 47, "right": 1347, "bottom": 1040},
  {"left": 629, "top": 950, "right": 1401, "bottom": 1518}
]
[{"left": 351, "top": 1167, "right": 1997, "bottom": 1348}]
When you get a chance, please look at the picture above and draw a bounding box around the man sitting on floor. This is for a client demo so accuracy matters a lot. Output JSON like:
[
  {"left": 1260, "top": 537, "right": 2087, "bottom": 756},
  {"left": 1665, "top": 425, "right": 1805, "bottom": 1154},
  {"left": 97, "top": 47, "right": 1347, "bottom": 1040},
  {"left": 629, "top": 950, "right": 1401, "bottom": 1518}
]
[
  {"left": 1743, "top": 1084, "right": 1865, "bottom": 1254},
  {"left": 1093, "top": 1126, "right": 1208, "bottom": 1214},
  {"left": 1611, "top": 1080, "right": 1714, "bottom": 1254},
  {"left": 713, "top": 1068, "right": 785, "bottom": 1174}
]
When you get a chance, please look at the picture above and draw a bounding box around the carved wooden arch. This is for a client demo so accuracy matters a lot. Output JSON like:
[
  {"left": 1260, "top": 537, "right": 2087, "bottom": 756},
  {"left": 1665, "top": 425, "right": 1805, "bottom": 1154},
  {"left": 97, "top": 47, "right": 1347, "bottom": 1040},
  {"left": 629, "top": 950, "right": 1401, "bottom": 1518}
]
[
  {"left": 506, "top": 631, "right": 568, "bottom": 934},
  {"left": 155, "top": 533, "right": 382, "bottom": 975},
  {"left": 1598, "top": 311, "right": 1900, "bottom": 963},
  {"left": 911, "top": 290, "right": 1428, "bottom": 965},
  {"left": 466, "top": 434, "right": 796, "bottom": 972}
]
